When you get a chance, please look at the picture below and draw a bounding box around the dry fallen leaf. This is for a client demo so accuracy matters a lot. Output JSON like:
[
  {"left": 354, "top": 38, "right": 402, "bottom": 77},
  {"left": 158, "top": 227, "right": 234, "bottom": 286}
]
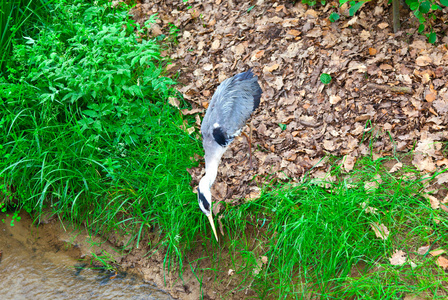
[
  {"left": 370, "top": 222, "right": 389, "bottom": 240},
  {"left": 329, "top": 95, "right": 341, "bottom": 104},
  {"left": 342, "top": 154, "right": 356, "bottom": 172},
  {"left": 417, "top": 245, "right": 430, "bottom": 255},
  {"left": 416, "top": 56, "right": 432, "bottom": 66},
  {"left": 436, "top": 172, "right": 448, "bottom": 185},
  {"left": 429, "top": 249, "right": 445, "bottom": 256},
  {"left": 251, "top": 50, "right": 265, "bottom": 61},
  {"left": 168, "top": 97, "right": 180, "bottom": 108},
  {"left": 427, "top": 195, "right": 440, "bottom": 209},
  {"left": 389, "top": 250, "right": 406, "bottom": 266},
  {"left": 361, "top": 202, "right": 378, "bottom": 214},
  {"left": 425, "top": 91, "right": 437, "bottom": 102},
  {"left": 412, "top": 153, "right": 436, "bottom": 172},
  {"left": 263, "top": 63, "right": 280, "bottom": 73},
  {"left": 364, "top": 174, "right": 382, "bottom": 192},
  {"left": 211, "top": 39, "right": 220, "bottom": 50},
  {"left": 369, "top": 47, "right": 377, "bottom": 55},
  {"left": 437, "top": 256, "right": 448, "bottom": 270},
  {"left": 377, "top": 22, "right": 389, "bottom": 29},
  {"left": 287, "top": 29, "right": 301, "bottom": 37},
  {"left": 261, "top": 256, "right": 268, "bottom": 264},
  {"left": 228, "top": 269, "right": 235, "bottom": 276},
  {"left": 389, "top": 162, "right": 403, "bottom": 173}
]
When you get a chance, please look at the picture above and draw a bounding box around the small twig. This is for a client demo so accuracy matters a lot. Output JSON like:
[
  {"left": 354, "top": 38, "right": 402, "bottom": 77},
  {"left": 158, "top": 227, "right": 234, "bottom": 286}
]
[{"left": 366, "top": 83, "right": 413, "bottom": 94}]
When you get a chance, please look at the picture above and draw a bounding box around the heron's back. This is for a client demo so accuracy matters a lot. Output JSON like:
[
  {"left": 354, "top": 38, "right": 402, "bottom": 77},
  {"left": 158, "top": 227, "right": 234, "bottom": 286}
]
[{"left": 202, "top": 70, "right": 262, "bottom": 144}]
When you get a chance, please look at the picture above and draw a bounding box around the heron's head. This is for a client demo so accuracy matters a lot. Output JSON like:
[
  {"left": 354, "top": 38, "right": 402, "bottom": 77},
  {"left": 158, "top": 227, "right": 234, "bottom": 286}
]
[{"left": 198, "top": 177, "right": 219, "bottom": 241}]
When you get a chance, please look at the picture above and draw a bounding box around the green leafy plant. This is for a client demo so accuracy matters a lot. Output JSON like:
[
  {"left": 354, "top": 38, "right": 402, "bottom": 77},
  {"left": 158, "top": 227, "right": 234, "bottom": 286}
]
[
  {"left": 0, "top": 0, "right": 54, "bottom": 73},
  {"left": 278, "top": 123, "right": 287, "bottom": 131},
  {"left": 406, "top": 0, "right": 445, "bottom": 43},
  {"left": 0, "top": 0, "right": 201, "bottom": 265},
  {"left": 320, "top": 73, "right": 332, "bottom": 84},
  {"left": 329, "top": 12, "right": 340, "bottom": 22}
]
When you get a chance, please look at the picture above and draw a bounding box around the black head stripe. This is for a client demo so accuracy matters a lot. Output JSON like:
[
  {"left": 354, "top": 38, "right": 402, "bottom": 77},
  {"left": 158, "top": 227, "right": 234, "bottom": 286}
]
[
  {"left": 212, "top": 127, "right": 228, "bottom": 147},
  {"left": 198, "top": 189, "right": 210, "bottom": 211}
]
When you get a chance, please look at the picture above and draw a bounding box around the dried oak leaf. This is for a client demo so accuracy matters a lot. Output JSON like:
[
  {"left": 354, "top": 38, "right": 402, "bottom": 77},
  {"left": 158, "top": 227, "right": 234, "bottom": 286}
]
[
  {"left": 370, "top": 222, "right": 389, "bottom": 240},
  {"left": 263, "top": 63, "right": 280, "bottom": 73},
  {"left": 412, "top": 153, "right": 436, "bottom": 172},
  {"left": 436, "top": 256, "right": 448, "bottom": 270},
  {"left": 429, "top": 249, "right": 445, "bottom": 256},
  {"left": 436, "top": 172, "right": 448, "bottom": 185},
  {"left": 377, "top": 22, "right": 389, "bottom": 29},
  {"left": 342, "top": 153, "right": 356, "bottom": 172},
  {"left": 433, "top": 99, "right": 448, "bottom": 114},
  {"left": 416, "top": 56, "right": 432, "bottom": 66},
  {"left": 389, "top": 250, "right": 407, "bottom": 266},
  {"left": 417, "top": 245, "right": 430, "bottom": 255},
  {"left": 389, "top": 162, "right": 403, "bottom": 173},
  {"left": 426, "top": 195, "right": 440, "bottom": 209},
  {"left": 329, "top": 95, "right": 341, "bottom": 104},
  {"left": 364, "top": 174, "right": 382, "bottom": 192}
]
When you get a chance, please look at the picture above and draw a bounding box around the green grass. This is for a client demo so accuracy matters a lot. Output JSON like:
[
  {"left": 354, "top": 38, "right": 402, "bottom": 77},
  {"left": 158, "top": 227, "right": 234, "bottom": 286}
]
[
  {"left": 185, "top": 155, "right": 448, "bottom": 299},
  {"left": 0, "top": 0, "right": 54, "bottom": 73},
  {"left": 0, "top": 0, "right": 203, "bottom": 263}
]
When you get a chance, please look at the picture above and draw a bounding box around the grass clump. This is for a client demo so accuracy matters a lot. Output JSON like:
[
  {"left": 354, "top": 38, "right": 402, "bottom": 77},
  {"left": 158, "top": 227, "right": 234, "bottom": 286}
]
[
  {"left": 201, "top": 156, "right": 448, "bottom": 299},
  {"left": 0, "top": 0, "right": 201, "bottom": 258}
]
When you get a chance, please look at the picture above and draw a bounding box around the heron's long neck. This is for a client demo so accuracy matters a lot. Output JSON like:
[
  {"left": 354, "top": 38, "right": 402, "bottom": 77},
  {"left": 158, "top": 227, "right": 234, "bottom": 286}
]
[{"left": 202, "top": 154, "right": 222, "bottom": 188}]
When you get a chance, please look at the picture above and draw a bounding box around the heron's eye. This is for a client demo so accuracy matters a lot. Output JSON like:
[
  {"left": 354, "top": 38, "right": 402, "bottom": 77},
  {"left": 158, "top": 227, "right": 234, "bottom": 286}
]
[{"left": 197, "top": 190, "right": 210, "bottom": 211}]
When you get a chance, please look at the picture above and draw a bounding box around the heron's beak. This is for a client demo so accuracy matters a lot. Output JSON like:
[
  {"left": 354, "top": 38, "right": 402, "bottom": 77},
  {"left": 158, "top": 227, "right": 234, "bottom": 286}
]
[{"left": 207, "top": 214, "right": 219, "bottom": 242}]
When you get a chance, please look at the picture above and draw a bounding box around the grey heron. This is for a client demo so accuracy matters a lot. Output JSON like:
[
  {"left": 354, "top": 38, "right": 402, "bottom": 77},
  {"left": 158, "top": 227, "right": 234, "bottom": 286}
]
[{"left": 197, "top": 69, "right": 263, "bottom": 241}]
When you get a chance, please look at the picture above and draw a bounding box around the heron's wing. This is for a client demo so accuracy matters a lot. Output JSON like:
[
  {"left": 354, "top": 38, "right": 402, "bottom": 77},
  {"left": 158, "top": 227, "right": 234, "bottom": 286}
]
[{"left": 202, "top": 70, "right": 262, "bottom": 147}]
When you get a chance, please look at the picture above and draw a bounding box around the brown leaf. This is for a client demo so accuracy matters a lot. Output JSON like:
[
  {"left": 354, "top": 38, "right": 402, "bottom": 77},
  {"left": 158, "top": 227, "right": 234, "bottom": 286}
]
[
  {"left": 232, "top": 43, "right": 245, "bottom": 56},
  {"left": 251, "top": 50, "right": 265, "bottom": 61},
  {"left": 369, "top": 48, "right": 377, "bottom": 55},
  {"left": 364, "top": 174, "right": 382, "bottom": 192},
  {"left": 437, "top": 256, "right": 448, "bottom": 270},
  {"left": 329, "top": 95, "right": 341, "bottom": 104},
  {"left": 360, "top": 202, "right": 378, "bottom": 215},
  {"left": 377, "top": 22, "right": 389, "bottom": 29},
  {"left": 263, "top": 63, "right": 280, "bottom": 73},
  {"left": 287, "top": 29, "right": 301, "bottom": 37},
  {"left": 429, "top": 249, "right": 445, "bottom": 256},
  {"left": 427, "top": 195, "right": 440, "bottom": 209},
  {"left": 342, "top": 154, "right": 356, "bottom": 172},
  {"left": 436, "top": 172, "right": 448, "bottom": 185},
  {"left": 370, "top": 222, "right": 389, "bottom": 240},
  {"left": 433, "top": 99, "right": 448, "bottom": 114},
  {"left": 412, "top": 153, "right": 436, "bottom": 172},
  {"left": 416, "top": 56, "right": 432, "bottom": 66},
  {"left": 389, "top": 162, "right": 403, "bottom": 173},
  {"left": 211, "top": 39, "right": 220, "bottom": 50},
  {"left": 417, "top": 245, "right": 430, "bottom": 255},
  {"left": 181, "top": 108, "right": 203, "bottom": 115},
  {"left": 425, "top": 91, "right": 437, "bottom": 102},
  {"left": 168, "top": 97, "right": 180, "bottom": 108},
  {"left": 389, "top": 249, "right": 406, "bottom": 266}
]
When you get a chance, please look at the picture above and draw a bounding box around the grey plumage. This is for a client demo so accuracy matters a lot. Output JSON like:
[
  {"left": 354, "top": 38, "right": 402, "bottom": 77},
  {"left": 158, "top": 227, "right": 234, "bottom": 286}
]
[
  {"left": 201, "top": 69, "right": 262, "bottom": 164},
  {"left": 197, "top": 69, "right": 262, "bottom": 241}
]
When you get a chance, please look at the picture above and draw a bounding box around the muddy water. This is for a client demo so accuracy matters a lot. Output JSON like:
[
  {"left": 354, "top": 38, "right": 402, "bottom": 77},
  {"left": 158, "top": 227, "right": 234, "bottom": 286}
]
[{"left": 0, "top": 212, "right": 173, "bottom": 300}]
